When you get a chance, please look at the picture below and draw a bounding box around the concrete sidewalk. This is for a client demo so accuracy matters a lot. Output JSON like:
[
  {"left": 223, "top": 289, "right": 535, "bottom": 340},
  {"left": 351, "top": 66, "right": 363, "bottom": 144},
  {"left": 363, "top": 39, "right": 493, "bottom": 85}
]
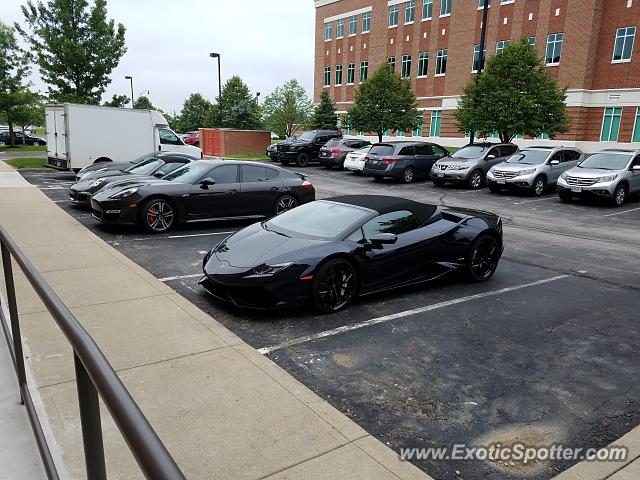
[
  {"left": 0, "top": 159, "right": 429, "bottom": 479},
  {"left": 1, "top": 159, "right": 638, "bottom": 480}
]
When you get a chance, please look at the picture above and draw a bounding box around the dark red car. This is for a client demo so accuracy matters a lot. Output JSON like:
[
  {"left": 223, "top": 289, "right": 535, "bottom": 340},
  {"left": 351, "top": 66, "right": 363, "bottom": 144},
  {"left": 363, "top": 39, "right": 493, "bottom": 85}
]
[{"left": 184, "top": 131, "right": 200, "bottom": 147}]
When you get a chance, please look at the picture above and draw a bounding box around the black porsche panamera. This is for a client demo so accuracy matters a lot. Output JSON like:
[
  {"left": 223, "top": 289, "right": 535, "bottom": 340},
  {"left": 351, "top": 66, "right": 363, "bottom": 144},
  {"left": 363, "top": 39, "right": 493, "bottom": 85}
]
[
  {"left": 90, "top": 160, "right": 315, "bottom": 233},
  {"left": 200, "top": 195, "right": 504, "bottom": 313}
]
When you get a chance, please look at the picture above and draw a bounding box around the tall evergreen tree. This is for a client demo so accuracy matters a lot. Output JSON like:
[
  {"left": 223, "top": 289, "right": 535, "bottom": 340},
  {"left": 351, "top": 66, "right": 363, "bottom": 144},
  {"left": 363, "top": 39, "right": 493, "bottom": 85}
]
[
  {"left": 133, "top": 95, "right": 153, "bottom": 110},
  {"left": 456, "top": 38, "right": 570, "bottom": 142},
  {"left": 347, "top": 64, "right": 418, "bottom": 142},
  {"left": 311, "top": 91, "right": 338, "bottom": 130},
  {"left": 174, "top": 93, "right": 216, "bottom": 132},
  {"left": 18, "top": 0, "right": 126, "bottom": 104},
  {"left": 217, "top": 76, "right": 261, "bottom": 130}
]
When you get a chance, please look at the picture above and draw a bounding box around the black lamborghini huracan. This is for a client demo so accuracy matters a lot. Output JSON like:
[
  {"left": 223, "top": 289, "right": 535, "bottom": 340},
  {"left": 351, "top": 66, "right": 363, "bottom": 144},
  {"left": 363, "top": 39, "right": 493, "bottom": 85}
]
[{"left": 200, "top": 195, "right": 504, "bottom": 313}]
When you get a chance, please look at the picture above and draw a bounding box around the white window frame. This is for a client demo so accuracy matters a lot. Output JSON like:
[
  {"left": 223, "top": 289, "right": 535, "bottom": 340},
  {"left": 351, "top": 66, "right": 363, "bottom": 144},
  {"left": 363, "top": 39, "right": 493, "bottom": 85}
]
[
  {"left": 324, "top": 21, "right": 333, "bottom": 42},
  {"left": 496, "top": 40, "right": 510, "bottom": 54},
  {"left": 335, "top": 65, "right": 343, "bottom": 86},
  {"left": 362, "top": 11, "right": 371, "bottom": 33},
  {"left": 632, "top": 107, "right": 640, "bottom": 142},
  {"left": 323, "top": 67, "right": 331, "bottom": 87},
  {"left": 405, "top": 0, "right": 416, "bottom": 24},
  {"left": 430, "top": 110, "right": 442, "bottom": 137},
  {"left": 472, "top": 44, "right": 487, "bottom": 72},
  {"left": 389, "top": 5, "right": 399, "bottom": 27},
  {"left": 360, "top": 61, "right": 369, "bottom": 81},
  {"left": 440, "top": 0, "right": 452, "bottom": 17},
  {"left": 600, "top": 107, "right": 623, "bottom": 142},
  {"left": 545, "top": 33, "right": 564, "bottom": 66},
  {"left": 478, "top": 0, "right": 491, "bottom": 9},
  {"left": 417, "top": 52, "right": 429, "bottom": 77},
  {"left": 387, "top": 56, "right": 396, "bottom": 71},
  {"left": 347, "top": 63, "right": 355, "bottom": 85},
  {"left": 612, "top": 26, "right": 636, "bottom": 64},
  {"left": 422, "top": 0, "right": 433, "bottom": 20},
  {"left": 435, "top": 49, "right": 447, "bottom": 76},
  {"left": 401, "top": 54, "right": 412, "bottom": 78},
  {"left": 349, "top": 15, "right": 357, "bottom": 36},
  {"left": 336, "top": 18, "right": 344, "bottom": 39}
]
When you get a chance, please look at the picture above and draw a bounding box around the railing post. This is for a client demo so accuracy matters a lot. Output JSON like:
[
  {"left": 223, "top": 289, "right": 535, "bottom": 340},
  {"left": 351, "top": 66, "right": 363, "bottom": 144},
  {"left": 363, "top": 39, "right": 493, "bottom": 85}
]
[
  {"left": 74, "top": 352, "right": 107, "bottom": 480},
  {"left": 1, "top": 242, "right": 27, "bottom": 402}
]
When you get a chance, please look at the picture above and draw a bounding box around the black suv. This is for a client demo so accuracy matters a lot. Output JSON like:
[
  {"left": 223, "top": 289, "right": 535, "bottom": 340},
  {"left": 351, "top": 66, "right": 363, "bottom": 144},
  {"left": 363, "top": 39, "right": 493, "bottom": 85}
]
[{"left": 277, "top": 130, "right": 341, "bottom": 167}]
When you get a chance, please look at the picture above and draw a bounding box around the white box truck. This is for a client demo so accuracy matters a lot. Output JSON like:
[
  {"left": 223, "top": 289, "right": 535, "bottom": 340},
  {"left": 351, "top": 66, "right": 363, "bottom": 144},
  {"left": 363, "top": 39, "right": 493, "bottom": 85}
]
[{"left": 45, "top": 103, "right": 202, "bottom": 171}]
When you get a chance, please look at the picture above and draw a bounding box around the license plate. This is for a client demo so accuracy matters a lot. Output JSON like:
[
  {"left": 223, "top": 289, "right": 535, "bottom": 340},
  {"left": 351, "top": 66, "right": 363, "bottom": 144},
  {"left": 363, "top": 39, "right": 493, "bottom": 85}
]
[
  {"left": 571, "top": 187, "right": 582, "bottom": 193},
  {"left": 497, "top": 179, "right": 505, "bottom": 185},
  {"left": 437, "top": 172, "right": 445, "bottom": 178}
]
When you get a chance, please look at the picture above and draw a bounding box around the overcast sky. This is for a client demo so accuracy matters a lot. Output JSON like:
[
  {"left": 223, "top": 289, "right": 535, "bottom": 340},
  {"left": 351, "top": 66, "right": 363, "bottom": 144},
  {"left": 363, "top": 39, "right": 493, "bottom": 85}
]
[{"left": 4, "top": 0, "right": 316, "bottom": 113}]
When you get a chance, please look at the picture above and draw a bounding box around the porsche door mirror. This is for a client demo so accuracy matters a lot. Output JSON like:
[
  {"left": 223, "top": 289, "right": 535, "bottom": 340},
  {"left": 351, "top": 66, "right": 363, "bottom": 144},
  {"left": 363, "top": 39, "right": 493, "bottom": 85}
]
[
  {"left": 200, "top": 177, "right": 215, "bottom": 189},
  {"left": 153, "top": 171, "right": 164, "bottom": 178},
  {"left": 369, "top": 233, "right": 398, "bottom": 249}
]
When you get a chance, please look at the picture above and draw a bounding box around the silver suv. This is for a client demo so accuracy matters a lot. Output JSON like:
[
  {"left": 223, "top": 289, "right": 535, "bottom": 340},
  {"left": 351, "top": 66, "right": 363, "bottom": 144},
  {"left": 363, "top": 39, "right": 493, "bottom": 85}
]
[
  {"left": 487, "top": 146, "right": 584, "bottom": 196},
  {"left": 431, "top": 143, "right": 518, "bottom": 189},
  {"left": 557, "top": 148, "right": 640, "bottom": 207}
]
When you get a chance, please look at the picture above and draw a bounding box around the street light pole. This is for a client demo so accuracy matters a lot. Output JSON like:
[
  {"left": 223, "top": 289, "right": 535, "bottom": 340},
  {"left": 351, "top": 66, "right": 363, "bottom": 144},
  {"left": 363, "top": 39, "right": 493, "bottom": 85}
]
[
  {"left": 209, "top": 53, "right": 222, "bottom": 100},
  {"left": 470, "top": 0, "right": 490, "bottom": 145},
  {"left": 125, "top": 76, "right": 134, "bottom": 109}
]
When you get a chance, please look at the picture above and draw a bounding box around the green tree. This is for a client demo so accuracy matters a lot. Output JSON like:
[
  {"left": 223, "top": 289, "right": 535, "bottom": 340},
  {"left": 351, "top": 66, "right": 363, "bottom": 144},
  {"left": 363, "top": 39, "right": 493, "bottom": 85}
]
[
  {"left": 133, "top": 95, "right": 153, "bottom": 110},
  {"left": 262, "top": 79, "right": 313, "bottom": 137},
  {"left": 0, "top": 21, "right": 32, "bottom": 146},
  {"left": 174, "top": 93, "right": 215, "bottom": 132},
  {"left": 103, "top": 93, "right": 129, "bottom": 108},
  {"left": 13, "top": 93, "right": 45, "bottom": 141},
  {"left": 456, "top": 38, "right": 570, "bottom": 142},
  {"left": 18, "top": 0, "right": 126, "bottom": 104},
  {"left": 217, "top": 76, "right": 261, "bottom": 129},
  {"left": 311, "top": 90, "right": 338, "bottom": 130},
  {"left": 347, "top": 64, "right": 418, "bottom": 142}
]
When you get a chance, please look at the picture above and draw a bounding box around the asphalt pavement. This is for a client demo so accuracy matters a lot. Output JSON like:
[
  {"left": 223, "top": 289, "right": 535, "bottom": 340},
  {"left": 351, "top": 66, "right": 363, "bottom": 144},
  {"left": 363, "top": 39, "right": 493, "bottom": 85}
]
[{"left": 19, "top": 165, "right": 640, "bottom": 480}]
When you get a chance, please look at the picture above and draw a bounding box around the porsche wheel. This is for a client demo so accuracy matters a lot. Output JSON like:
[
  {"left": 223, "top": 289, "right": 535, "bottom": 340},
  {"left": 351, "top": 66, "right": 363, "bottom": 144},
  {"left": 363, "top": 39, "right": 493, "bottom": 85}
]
[
  {"left": 312, "top": 259, "right": 357, "bottom": 313},
  {"left": 141, "top": 199, "right": 175, "bottom": 233},
  {"left": 274, "top": 195, "right": 299, "bottom": 215},
  {"left": 467, "top": 235, "right": 501, "bottom": 282}
]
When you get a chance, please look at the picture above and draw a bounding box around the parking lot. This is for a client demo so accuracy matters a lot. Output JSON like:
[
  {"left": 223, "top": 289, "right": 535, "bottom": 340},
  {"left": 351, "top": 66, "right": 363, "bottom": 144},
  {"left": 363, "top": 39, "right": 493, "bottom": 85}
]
[{"left": 22, "top": 166, "right": 640, "bottom": 480}]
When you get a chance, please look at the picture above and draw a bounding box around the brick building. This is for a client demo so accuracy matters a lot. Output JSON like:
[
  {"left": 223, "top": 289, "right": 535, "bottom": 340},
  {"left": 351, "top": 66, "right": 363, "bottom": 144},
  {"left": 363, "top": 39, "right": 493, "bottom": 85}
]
[{"left": 314, "top": 0, "right": 640, "bottom": 150}]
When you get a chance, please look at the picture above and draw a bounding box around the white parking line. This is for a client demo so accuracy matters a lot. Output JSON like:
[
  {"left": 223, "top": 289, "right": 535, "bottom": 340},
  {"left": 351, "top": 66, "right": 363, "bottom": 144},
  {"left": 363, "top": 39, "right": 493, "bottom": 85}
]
[
  {"left": 603, "top": 206, "right": 640, "bottom": 217},
  {"left": 130, "top": 231, "right": 236, "bottom": 241},
  {"left": 257, "top": 274, "right": 570, "bottom": 355},
  {"left": 512, "top": 197, "right": 556, "bottom": 205},
  {"left": 159, "top": 273, "right": 202, "bottom": 282}
]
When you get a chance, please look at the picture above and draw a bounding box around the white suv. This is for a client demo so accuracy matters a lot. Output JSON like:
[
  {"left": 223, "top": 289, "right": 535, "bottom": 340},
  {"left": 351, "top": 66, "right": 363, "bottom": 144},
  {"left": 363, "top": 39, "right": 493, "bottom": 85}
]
[{"left": 557, "top": 149, "right": 640, "bottom": 207}]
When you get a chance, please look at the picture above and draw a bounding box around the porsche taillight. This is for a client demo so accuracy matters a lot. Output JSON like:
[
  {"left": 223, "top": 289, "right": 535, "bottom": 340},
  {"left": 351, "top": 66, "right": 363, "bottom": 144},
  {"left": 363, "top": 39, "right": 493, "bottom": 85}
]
[
  {"left": 302, "top": 180, "right": 314, "bottom": 189},
  {"left": 382, "top": 158, "right": 396, "bottom": 164}
]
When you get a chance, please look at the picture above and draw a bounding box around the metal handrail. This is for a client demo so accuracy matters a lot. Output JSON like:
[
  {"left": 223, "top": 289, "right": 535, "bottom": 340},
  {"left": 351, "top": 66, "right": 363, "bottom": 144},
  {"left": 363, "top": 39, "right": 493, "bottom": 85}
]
[{"left": 0, "top": 225, "right": 185, "bottom": 480}]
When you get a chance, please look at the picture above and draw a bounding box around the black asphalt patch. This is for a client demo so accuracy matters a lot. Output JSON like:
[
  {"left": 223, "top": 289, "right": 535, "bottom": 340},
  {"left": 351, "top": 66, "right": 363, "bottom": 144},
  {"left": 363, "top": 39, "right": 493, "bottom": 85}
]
[{"left": 19, "top": 168, "right": 640, "bottom": 480}]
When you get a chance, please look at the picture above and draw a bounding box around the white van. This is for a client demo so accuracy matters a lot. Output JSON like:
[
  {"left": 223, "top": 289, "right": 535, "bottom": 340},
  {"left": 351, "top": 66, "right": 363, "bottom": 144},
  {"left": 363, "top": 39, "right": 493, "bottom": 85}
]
[{"left": 45, "top": 103, "right": 202, "bottom": 171}]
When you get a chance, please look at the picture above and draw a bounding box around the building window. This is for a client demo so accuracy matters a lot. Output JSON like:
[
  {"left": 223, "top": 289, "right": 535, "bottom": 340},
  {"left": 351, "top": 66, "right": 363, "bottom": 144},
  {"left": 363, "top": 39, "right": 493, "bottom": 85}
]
[
  {"left": 536, "top": 132, "right": 550, "bottom": 140},
  {"left": 545, "top": 33, "right": 563, "bottom": 65},
  {"left": 336, "top": 18, "right": 344, "bottom": 38},
  {"left": 528, "top": 36, "right": 536, "bottom": 46},
  {"left": 422, "top": 0, "right": 433, "bottom": 19},
  {"left": 360, "top": 61, "right": 369, "bottom": 80},
  {"left": 435, "top": 49, "right": 447, "bottom": 75},
  {"left": 406, "top": 0, "right": 416, "bottom": 23},
  {"left": 418, "top": 52, "right": 429, "bottom": 76},
  {"left": 496, "top": 40, "right": 510, "bottom": 54},
  {"left": 335, "top": 65, "right": 343, "bottom": 85},
  {"left": 349, "top": 15, "right": 357, "bottom": 35},
  {"left": 362, "top": 11, "right": 371, "bottom": 32},
  {"left": 389, "top": 5, "right": 399, "bottom": 26},
  {"left": 633, "top": 108, "right": 640, "bottom": 142},
  {"left": 387, "top": 56, "right": 396, "bottom": 71},
  {"left": 440, "top": 0, "right": 452, "bottom": 16},
  {"left": 401, "top": 55, "right": 412, "bottom": 78},
  {"left": 478, "top": 0, "right": 491, "bottom": 8},
  {"left": 324, "top": 22, "right": 332, "bottom": 41},
  {"left": 612, "top": 27, "right": 635, "bottom": 63},
  {"left": 347, "top": 63, "right": 355, "bottom": 84},
  {"left": 600, "top": 107, "right": 623, "bottom": 141},
  {"left": 472, "top": 44, "right": 487, "bottom": 72},
  {"left": 323, "top": 67, "right": 331, "bottom": 87},
  {"left": 413, "top": 112, "right": 424, "bottom": 136},
  {"left": 396, "top": 129, "right": 405, "bottom": 137},
  {"left": 430, "top": 111, "right": 442, "bottom": 137}
]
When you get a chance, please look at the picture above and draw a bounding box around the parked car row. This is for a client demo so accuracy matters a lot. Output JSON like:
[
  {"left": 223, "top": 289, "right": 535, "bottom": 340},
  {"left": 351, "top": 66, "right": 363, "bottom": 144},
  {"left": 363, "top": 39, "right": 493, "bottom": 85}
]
[
  {"left": 268, "top": 132, "right": 640, "bottom": 207},
  {"left": 0, "top": 131, "right": 46, "bottom": 146}
]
